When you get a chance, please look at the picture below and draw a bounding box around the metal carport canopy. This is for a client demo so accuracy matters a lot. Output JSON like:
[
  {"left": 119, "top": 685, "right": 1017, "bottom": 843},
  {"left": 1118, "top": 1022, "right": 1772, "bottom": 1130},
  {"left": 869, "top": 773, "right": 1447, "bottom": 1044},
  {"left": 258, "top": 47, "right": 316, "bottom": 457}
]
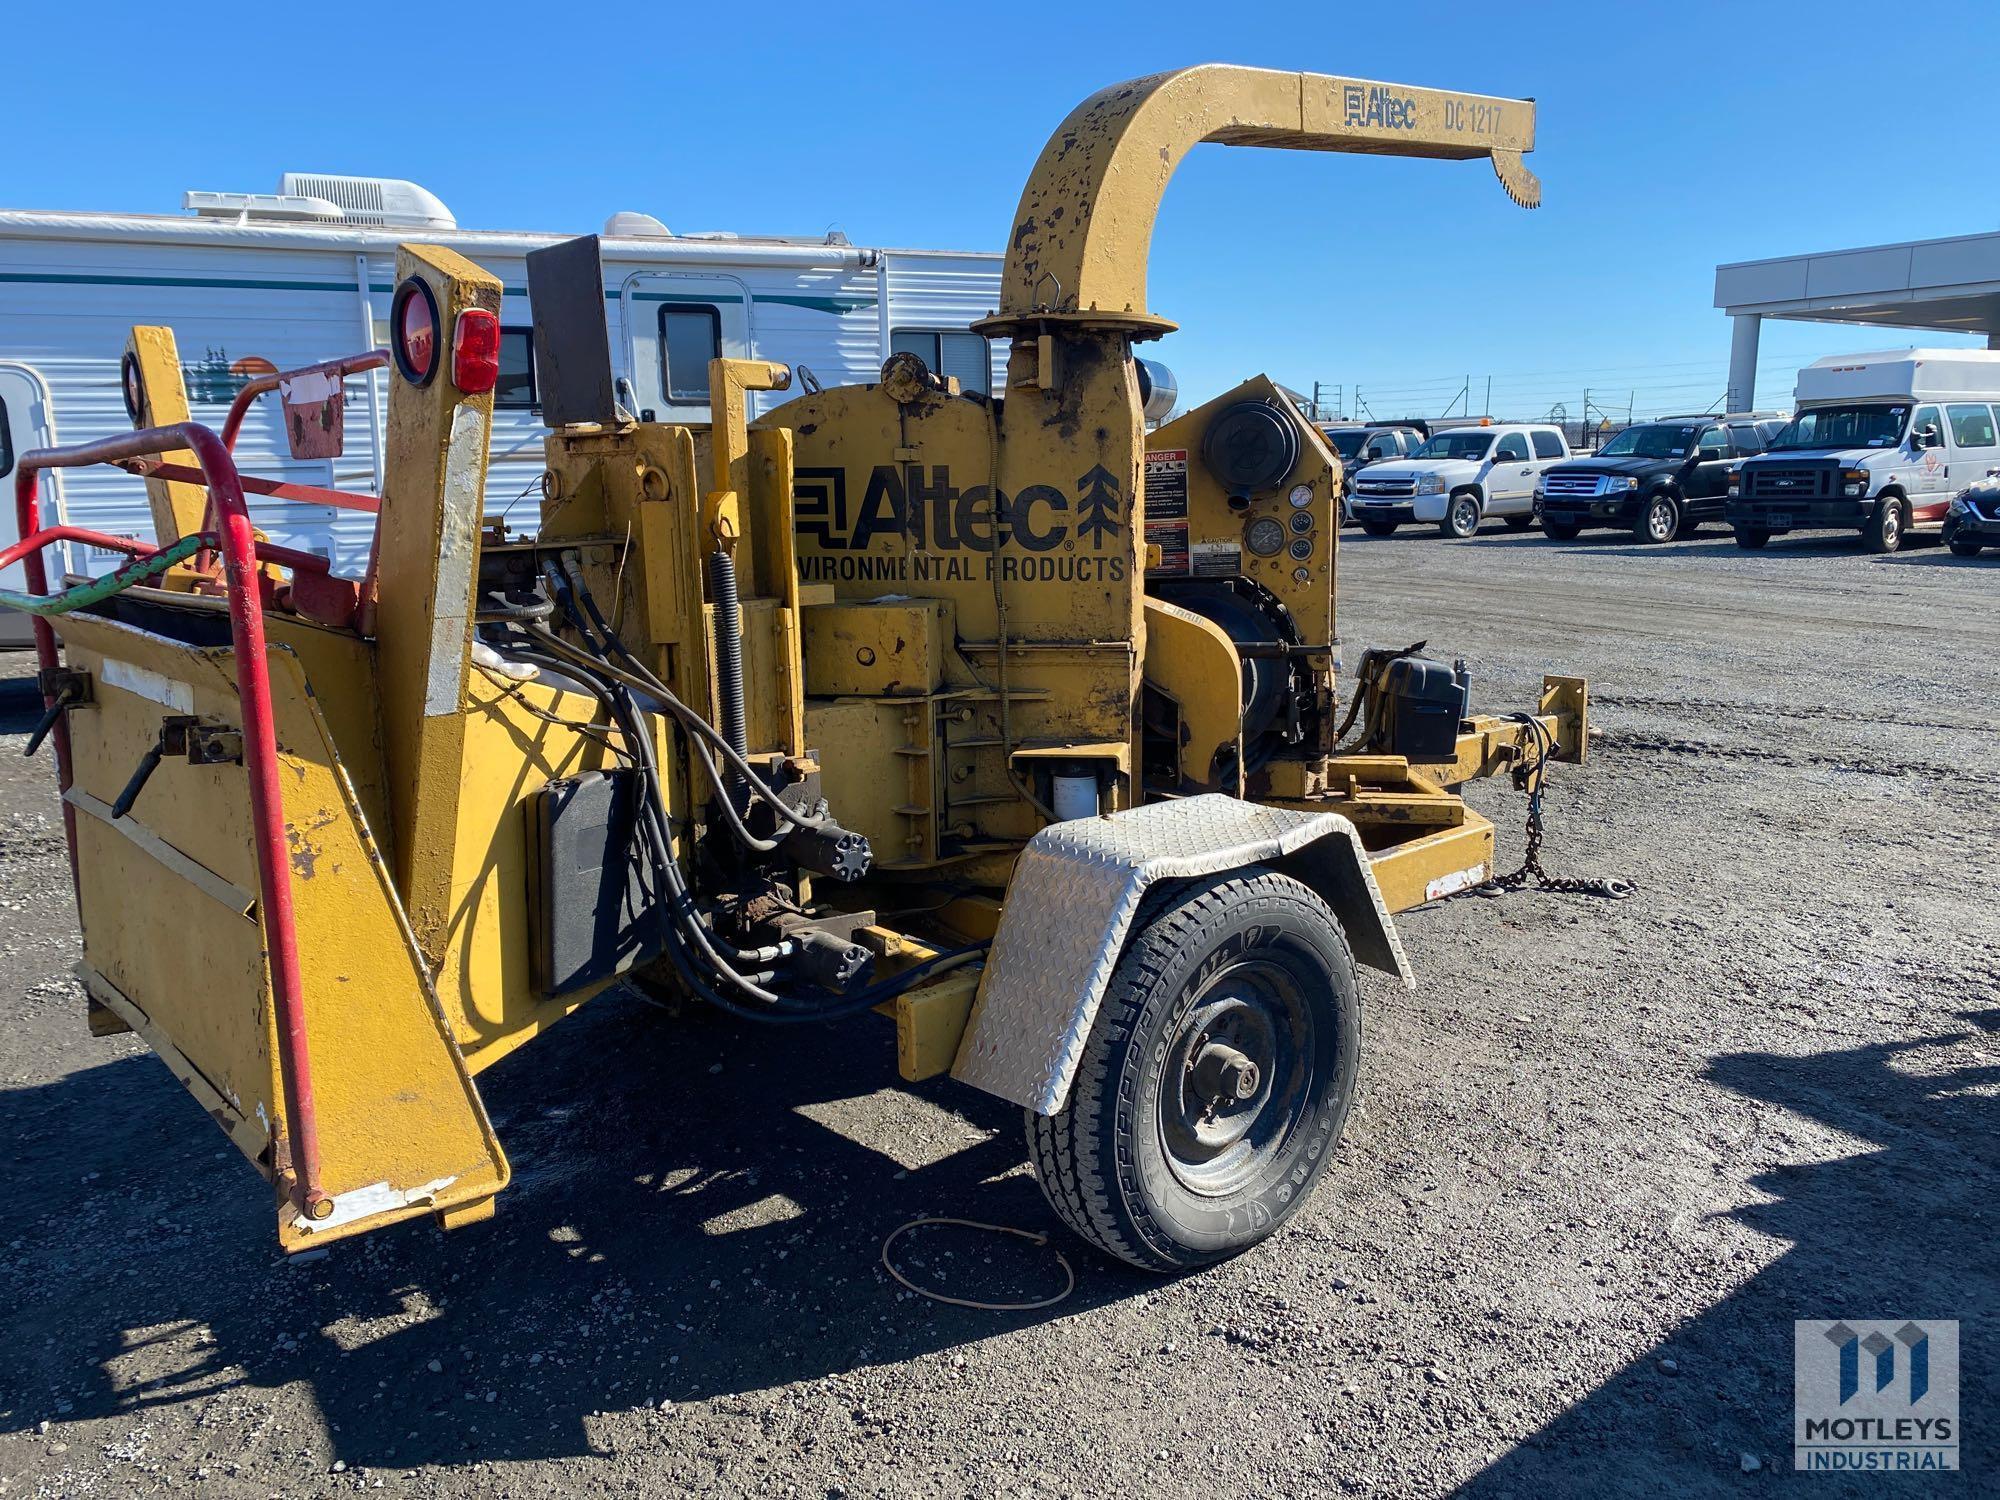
[{"left": 1713, "top": 230, "right": 2000, "bottom": 409}]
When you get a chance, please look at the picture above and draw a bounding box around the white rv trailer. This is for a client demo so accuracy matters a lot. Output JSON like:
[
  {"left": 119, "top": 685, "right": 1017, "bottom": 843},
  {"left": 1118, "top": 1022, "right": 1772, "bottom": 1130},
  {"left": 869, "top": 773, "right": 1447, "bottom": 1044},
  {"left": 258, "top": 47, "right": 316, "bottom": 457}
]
[{"left": 0, "top": 173, "right": 1005, "bottom": 642}]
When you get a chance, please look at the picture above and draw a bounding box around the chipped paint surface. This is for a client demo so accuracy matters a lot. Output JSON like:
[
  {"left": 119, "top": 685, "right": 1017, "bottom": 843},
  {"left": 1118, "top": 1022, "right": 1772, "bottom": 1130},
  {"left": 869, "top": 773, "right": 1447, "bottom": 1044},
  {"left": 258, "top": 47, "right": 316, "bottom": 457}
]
[{"left": 424, "top": 404, "right": 489, "bottom": 717}]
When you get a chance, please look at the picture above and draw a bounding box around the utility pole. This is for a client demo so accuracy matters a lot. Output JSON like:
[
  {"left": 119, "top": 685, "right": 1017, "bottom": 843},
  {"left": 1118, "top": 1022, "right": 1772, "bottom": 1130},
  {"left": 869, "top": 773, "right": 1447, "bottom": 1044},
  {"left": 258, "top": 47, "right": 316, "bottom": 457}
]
[{"left": 1485, "top": 375, "right": 1492, "bottom": 418}]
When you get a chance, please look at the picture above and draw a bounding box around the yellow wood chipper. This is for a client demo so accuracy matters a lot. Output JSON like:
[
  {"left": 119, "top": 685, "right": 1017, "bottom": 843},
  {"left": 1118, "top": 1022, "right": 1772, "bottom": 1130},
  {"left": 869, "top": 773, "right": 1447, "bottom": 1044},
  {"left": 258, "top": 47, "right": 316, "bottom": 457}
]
[{"left": 8, "top": 65, "right": 1591, "bottom": 1271}]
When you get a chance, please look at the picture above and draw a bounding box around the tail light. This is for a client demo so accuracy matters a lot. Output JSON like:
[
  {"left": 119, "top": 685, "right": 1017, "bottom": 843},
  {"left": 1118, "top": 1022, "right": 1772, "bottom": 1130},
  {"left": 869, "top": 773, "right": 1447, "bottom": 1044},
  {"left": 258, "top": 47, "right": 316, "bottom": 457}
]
[
  {"left": 452, "top": 309, "right": 501, "bottom": 395},
  {"left": 391, "top": 277, "right": 440, "bottom": 387}
]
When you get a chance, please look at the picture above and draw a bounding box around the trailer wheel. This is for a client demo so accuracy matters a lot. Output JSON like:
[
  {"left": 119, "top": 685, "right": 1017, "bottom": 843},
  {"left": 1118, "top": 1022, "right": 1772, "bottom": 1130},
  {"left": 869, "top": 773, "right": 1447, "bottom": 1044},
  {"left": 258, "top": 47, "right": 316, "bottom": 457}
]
[
  {"left": 1025, "top": 869, "right": 1360, "bottom": 1272},
  {"left": 1865, "top": 496, "right": 1905, "bottom": 554},
  {"left": 1439, "top": 491, "right": 1483, "bottom": 538},
  {"left": 1360, "top": 520, "right": 1400, "bottom": 537},
  {"left": 1733, "top": 526, "right": 1770, "bottom": 550}
]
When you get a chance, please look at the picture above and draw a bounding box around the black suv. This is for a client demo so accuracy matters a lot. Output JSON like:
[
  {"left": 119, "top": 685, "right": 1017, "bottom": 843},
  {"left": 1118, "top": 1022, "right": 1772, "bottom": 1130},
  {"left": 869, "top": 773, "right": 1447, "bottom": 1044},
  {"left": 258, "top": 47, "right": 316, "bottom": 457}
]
[{"left": 1534, "top": 417, "right": 1782, "bottom": 543}]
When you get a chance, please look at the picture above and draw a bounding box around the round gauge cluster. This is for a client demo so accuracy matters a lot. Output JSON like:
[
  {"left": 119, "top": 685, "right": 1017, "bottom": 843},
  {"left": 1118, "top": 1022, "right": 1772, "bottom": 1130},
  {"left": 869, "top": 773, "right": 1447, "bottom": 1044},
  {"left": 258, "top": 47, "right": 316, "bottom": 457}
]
[
  {"left": 1289, "top": 511, "right": 1313, "bottom": 534},
  {"left": 1245, "top": 517, "right": 1287, "bottom": 557},
  {"left": 1287, "top": 483, "right": 1314, "bottom": 509}
]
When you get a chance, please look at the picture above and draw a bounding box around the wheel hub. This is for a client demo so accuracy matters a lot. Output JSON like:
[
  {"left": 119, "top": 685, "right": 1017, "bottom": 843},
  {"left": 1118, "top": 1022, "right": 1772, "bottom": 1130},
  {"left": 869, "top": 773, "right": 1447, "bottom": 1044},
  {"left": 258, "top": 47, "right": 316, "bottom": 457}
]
[
  {"left": 1160, "top": 967, "right": 1313, "bottom": 1196},
  {"left": 1191, "top": 1040, "right": 1260, "bottom": 1105}
]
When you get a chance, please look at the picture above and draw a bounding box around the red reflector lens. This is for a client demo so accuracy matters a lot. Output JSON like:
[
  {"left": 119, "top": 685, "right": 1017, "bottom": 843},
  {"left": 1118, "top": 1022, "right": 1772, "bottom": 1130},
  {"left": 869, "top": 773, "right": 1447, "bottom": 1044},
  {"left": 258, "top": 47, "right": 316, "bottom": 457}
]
[{"left": 452, "top": 309, "right": 501, "bottom": 395}]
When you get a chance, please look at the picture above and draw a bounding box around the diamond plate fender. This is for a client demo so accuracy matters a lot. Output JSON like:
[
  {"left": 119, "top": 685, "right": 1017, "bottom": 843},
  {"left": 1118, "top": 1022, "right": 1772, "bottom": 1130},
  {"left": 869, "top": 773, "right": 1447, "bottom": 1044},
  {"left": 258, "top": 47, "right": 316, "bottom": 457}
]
[{"left": 950, "top": 794, "right": 1413, "bottom": 1114}]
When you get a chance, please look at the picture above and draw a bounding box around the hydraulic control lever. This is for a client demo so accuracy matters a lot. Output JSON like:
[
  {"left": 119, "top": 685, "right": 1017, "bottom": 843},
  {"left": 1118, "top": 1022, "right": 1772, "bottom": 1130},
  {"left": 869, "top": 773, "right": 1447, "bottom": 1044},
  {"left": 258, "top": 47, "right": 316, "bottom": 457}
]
[
  {"left": 110, "top": 715, "right": 245, "bottom": 820},
  {"left": 22, "top": 668, "right": 91, "bottom": 758}
]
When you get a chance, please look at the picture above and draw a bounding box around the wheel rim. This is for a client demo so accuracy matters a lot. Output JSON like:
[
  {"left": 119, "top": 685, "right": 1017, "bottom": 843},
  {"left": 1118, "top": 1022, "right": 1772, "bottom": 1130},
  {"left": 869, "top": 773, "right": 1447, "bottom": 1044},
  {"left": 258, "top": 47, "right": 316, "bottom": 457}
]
[
  {"left": 1160, "top": 958, "right": 1315, "bottom": 1197},
  {"left": 1648, "top": 497, "right": 1674, "bottom": 541},
  {"left": 1452, "top": 497, "right": 1477, "bottom": 535},
  {"left": 1883, "top": 505, "right": 1901, "bottom": 545}
]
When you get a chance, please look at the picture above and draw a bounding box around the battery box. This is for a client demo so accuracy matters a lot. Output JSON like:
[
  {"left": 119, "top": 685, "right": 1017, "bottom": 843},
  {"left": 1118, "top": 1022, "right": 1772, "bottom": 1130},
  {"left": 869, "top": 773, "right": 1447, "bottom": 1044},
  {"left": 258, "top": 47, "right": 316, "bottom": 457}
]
[{"left": 1376, "top": 656, "right": 1467, "bottom": 760}]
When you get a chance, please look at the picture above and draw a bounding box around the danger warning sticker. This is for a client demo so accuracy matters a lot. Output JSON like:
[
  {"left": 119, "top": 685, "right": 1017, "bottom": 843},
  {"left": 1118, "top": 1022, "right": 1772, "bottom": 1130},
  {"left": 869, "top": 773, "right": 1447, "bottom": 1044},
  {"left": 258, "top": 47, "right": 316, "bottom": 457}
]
[{"left": 1145, "top": 449, "right": 1189, "bottom": 575}]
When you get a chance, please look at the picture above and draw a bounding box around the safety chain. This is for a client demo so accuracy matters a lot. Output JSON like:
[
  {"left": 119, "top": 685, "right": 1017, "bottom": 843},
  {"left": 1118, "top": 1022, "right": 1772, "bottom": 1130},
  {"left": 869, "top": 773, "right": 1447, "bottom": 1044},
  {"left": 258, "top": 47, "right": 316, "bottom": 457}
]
[{"left": 1469, "top": 713, "right": 1636, "bottom": 902}]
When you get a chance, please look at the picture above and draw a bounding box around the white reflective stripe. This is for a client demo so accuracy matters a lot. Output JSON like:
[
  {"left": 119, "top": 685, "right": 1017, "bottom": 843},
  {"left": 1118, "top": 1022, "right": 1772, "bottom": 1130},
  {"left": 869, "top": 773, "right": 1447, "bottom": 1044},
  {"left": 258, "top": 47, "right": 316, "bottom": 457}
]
[
  {"left": 289, "top": 1175, "right": 459, "bottom": 1235},
  {"left": 1425, "top": 863, "right": 1488, "bottom": 901},
  {"left": 101, "top": 655, "right": 194, "bottom": 712},
  {"left": 423, "top": 404, "right": 487, "bottom": 717},
  {"left": 278, "top": 370, "right": 341, "bottom": 404}
]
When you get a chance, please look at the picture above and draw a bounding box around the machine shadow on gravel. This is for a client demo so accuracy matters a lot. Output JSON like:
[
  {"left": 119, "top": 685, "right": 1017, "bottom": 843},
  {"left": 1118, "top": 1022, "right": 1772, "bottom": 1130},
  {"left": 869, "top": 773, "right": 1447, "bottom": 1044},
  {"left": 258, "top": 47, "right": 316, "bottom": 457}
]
[
  {"left": 0, "top": 989, "right": 1144, "bottom": 1470},
  {"left": 1458, "top": 1015, "right": 1999, "bottom": 1495},
  {"left": 0, "top": 678, "right": 41, "bottom": 736}
]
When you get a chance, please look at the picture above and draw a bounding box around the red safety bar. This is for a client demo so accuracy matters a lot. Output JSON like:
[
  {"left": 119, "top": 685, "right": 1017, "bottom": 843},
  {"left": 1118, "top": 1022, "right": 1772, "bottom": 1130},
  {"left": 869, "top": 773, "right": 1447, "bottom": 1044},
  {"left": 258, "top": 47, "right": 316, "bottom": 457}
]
[
  {"left": 0, "top": 524, "right": 159, "bottom": 570},
  {"left": 219, "top": 350, "right": 389, "bottom": 455},
  {"left": 15, "top": 424, "right": 330, "bottom": 1220},
  {"left": 167, "top": 351, "right": 395, "bottom": 575}
]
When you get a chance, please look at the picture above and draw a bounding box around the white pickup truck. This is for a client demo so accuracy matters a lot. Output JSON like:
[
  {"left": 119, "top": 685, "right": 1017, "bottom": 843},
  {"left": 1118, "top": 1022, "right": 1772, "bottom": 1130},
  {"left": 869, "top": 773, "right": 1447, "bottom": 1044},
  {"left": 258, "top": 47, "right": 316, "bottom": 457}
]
[{"left": 1345, "top": 422, "right": 1572, "bottom": 538}]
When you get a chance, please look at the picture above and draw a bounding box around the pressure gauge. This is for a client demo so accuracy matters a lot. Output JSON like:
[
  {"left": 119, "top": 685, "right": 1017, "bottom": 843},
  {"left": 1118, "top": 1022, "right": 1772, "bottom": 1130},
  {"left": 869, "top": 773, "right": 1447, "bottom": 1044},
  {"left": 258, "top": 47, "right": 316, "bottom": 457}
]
[
  {"left": 1245, "top": 517, "right": 1286, "bottom": 556},
  {"left": 1287, "top": 483, "right": 1314, "bottom": 509},
  {"left": 1288, "top": 537, "right": 1314, "bottom": 561},
  {"left": 1289, "top": 511, "right": 1314, "bottom": 534},
  {"left": 1293, "top": 566, "right": 1312, "bottom": 583}
]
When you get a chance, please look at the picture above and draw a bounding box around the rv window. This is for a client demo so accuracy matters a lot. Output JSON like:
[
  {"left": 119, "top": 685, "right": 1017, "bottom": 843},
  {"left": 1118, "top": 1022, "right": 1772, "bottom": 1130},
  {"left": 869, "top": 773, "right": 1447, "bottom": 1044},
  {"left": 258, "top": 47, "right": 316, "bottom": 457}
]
[
  {"left": 890, "top": 329, "right": 992, "bottom": 396},
  {"left": 1946, "top": 403, "right": 1998, "bottom": 448},
  {"left": 0, "top": 393, "right": 12, "bottom": 477},
  {"left": 495, "top": 328, "right": 537, "bottom": 410},
  {"left": 660, "top": 305, "right": 722, "bottom": 404}
]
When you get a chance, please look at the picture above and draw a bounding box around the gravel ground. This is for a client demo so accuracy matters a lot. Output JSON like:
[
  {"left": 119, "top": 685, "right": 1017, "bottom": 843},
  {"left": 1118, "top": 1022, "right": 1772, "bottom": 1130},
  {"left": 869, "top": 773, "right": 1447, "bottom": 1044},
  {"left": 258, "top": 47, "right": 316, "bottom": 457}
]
[{"left": 1, "top": 525, "right": 1995, "bottom": 1498}]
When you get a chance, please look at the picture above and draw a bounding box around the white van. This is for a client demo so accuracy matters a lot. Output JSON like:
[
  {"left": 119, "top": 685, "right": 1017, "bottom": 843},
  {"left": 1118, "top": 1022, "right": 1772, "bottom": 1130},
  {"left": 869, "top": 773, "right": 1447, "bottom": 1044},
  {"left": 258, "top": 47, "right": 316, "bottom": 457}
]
[
  {"left": 1345, "top": 422, "right": 1571, "bottom": 538},
  {"left": 1726, "top": 350, "right": 2000, "bottom": 552}
]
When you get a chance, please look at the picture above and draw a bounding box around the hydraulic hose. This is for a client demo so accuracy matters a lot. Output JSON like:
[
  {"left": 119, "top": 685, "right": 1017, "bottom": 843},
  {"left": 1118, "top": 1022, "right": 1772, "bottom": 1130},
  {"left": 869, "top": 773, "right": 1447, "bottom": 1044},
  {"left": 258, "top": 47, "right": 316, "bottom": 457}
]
[
  {"left": 522, "top": 558, "right": 956, "bottom": 1020},
  {"left": 536, "top": 565, "right": 827, "bottom": 833},
  {"left": 707, "top": 547, "right": 750, "bottom": 801}
]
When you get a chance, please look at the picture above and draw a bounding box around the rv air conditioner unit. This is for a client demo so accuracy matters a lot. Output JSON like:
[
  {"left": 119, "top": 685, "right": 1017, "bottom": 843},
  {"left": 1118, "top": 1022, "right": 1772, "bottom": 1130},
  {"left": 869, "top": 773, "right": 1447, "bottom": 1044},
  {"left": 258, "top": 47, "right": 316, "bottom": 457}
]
[
  {"left": 604, "top": 212, "right": 674, "bottom": 238},
  {"left": 275, "top": 174, "right": 457, "bottom": 230}
]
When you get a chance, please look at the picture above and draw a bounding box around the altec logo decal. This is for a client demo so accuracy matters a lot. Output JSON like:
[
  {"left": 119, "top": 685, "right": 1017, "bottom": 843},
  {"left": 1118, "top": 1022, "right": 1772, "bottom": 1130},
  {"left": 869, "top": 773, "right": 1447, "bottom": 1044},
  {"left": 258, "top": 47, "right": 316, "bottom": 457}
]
[
  {"left": 1794, "top": 1319, "right": 1958, "bottom": 1472},
  {"left": 793, "top": 463, "right": 1128, "bottom": 585}
]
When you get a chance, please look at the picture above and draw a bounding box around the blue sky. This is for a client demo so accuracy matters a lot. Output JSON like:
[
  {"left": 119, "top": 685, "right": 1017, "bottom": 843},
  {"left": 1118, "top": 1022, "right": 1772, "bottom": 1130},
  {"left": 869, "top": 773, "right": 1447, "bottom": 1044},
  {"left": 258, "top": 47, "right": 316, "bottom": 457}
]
[{"left": 13, "top": 1, "right": 1998, "bottom": 418}]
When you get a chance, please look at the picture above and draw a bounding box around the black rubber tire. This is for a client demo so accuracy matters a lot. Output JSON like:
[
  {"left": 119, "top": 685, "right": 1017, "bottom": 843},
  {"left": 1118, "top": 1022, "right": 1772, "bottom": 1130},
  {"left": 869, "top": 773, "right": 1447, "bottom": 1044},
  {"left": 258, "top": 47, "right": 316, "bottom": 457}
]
[
  {"left": 1634, "top": 490, "right": 1680, "bottom": 544},
  {"left": 1950, "top": 536, "right": 1983, "bottom": 557},
  {"left": 1025, "top": 869, "right": 1360, "bottom": 1273},
  {"left": 1865, "top": 496, "right": 1905, "bottom": 554},
  {"left": 1733, "top": 526, "right": 1770, "bottom": 550},
  {"left": 1360, "top": 520, "right": 1399, "bottom": 537},
  {"left": 1439, "top": 491, "right": 1482, "bottom": 539},
  {"left": 1541, "top": 518, "right": 1581, "bottom": 541},
  {"left": 1502, "top": 515, "right": 1533, "bottom": 531}
]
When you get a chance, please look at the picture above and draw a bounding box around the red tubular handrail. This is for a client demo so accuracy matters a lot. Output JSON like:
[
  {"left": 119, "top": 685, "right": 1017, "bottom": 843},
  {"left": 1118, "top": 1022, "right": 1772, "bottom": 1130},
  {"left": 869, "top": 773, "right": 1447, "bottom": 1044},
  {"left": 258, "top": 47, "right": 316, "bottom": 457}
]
[
  {"left": 15, "top": 423, "right": 330, "bottom": 1220},
  {"left": 219, "top": 350, "right": 391, "bottom": 453},
  {"left": 176, "top": 351, "right": 395, "bottom": 575},
  {"left": 0, "top": 524, "right": 157, "bottom": 572}
]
